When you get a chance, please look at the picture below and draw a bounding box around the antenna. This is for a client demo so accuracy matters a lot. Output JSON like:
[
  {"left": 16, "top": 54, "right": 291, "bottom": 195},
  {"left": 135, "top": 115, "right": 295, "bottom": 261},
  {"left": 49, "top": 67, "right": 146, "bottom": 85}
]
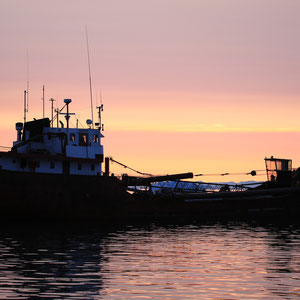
[
  {"left": 60, "top": 99, "right": 75, "bottom": 130},
  {"left": 55, "top": 108, "right": 59, "bottom": 128},
  {"left": 95, "top": 89, "right": 104, "bottom": 131},
  {"left": 64, "top": 99, "right": 72, "bottom": 129},
  {"left": 42, "top": 85, "right": 45, "bottom": 118},
  {"left": 23, "top": 90, "right": 27, "bottom": 123},
  {"left": 96, "top": 90, "right": 104, "bottom": 132},
  {"left": 49, "top": 98, "right": 56, "bottom": 127},
  {"left": 26, "top": 50, "right": 29, "bottom": 115},
  {"left": 85, "top": 26, "right": 94, "bottom": 129}
]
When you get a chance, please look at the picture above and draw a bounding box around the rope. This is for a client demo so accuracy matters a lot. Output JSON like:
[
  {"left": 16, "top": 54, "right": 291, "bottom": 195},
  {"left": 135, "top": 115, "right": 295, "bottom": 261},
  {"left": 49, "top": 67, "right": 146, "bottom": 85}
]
[
  {"left": 194, "top": 170, "right": 266, "bottom": 177},
  {"left": 109, "top": 158, "right": 153, "bottom": 176},
  {"left": 109, "top": 158, "right": 266, "bottom": 179}
]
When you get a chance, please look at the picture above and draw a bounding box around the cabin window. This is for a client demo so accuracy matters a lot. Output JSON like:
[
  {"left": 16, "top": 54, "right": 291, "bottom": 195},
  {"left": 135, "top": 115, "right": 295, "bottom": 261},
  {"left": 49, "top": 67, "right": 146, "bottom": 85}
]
[
  {"left": 50, "top": 161, "right": 55, "bottom": 169},
  {"left": 12, "top": 159, "right": 16, "bottom": 164},
  {"left": 93, "top": 134, "right": 99, "bottom": 143},
  {"left": 91, "top": 164, "right": 95, "bottom": 171},
  {"left": 79, "top": 133, "right": 88, "bottom": 146},
  {"left": 70, "top": 133, "right": 76, "bottom": 142},
  {"left": 78, "top": 163, "right": 82, "bottom": 170}
]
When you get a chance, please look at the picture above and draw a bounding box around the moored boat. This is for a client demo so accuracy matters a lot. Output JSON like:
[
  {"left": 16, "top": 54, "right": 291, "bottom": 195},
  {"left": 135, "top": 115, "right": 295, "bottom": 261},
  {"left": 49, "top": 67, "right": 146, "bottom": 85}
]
[
  {"left": 1, "top": 97, "right": 300, "bottom": 221},
  {"left": 0, "top": 98, "right": 132, "bottom": 220}
]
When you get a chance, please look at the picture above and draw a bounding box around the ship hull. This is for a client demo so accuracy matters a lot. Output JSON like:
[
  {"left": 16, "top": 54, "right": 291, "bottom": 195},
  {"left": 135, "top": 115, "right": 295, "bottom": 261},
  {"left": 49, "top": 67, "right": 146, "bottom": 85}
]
[
  {"left": 1, "top": 170, "right": 300, "bottom": 222},
  {"left": 0, "top": 169, "right": 131, "bottom": 221}
]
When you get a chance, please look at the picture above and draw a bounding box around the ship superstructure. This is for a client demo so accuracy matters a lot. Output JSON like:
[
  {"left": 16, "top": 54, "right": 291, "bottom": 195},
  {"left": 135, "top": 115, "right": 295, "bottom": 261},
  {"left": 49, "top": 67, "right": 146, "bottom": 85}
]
[{"left": 0, "top": 99, "right": 104, "bottom": 176}]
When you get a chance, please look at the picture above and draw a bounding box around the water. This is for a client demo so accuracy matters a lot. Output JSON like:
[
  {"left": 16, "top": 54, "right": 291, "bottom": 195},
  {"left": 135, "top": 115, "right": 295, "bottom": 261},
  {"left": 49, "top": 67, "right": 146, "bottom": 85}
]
[{"left": 0, "top": 221, "right": 299, "bottom": 299}]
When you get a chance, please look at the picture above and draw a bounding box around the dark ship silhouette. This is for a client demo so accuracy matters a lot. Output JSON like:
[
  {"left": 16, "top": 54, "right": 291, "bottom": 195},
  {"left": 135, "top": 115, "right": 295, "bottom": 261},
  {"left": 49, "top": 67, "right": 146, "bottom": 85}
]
[{"left": 1, "top": 98, "right": 300, "bottom": 221}]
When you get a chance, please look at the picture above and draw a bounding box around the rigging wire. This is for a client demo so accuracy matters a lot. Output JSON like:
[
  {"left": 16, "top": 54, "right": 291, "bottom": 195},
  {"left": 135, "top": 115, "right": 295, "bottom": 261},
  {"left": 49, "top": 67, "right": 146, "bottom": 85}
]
[
  {"left": 194, "top": 170, "right": 266, "bottom": 177},
  {"left": 78, "top": 119, "right": 85, "bottom": 129},
  {"left": 109, "top": 158, "right": 153, "bottom": 176},
  {"left": 108, "top": 158, "right": 266, "bottom": 178},
  {"left": 51, "top": 103, "right": 67, "bottom": 125}
]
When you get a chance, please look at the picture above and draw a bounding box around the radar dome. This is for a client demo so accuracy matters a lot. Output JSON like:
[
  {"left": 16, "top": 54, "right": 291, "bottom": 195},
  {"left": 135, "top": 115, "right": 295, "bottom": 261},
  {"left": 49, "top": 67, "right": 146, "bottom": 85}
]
[{"left": 64, "top": 99, "right": 72, "bottom": 104}]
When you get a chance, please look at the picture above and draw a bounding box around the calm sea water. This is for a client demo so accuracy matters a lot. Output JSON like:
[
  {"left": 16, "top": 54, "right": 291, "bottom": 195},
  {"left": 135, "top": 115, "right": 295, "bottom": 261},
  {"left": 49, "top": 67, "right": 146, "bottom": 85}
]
[{"left": 0, "top": 221, "right": 299, "bottom": 299}]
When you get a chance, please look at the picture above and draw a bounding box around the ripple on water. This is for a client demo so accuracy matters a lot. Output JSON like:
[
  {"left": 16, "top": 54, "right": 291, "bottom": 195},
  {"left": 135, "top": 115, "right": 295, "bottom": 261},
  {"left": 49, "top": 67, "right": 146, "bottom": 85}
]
[{"left": 0, "top": 222, "right": 299, "bottom": 299}]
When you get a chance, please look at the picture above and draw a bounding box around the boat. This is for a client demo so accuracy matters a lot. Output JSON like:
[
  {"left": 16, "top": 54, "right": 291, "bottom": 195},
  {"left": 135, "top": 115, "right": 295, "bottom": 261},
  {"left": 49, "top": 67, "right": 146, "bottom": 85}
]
[
  {"left": 123, "top": 156, "right": 300, "bottom": 220},
  {"left": 0, "top": 97, "right": 300, "bottom": 221},
  {"left": 0, "top": 98, "right": 131, "bottom": 220}
]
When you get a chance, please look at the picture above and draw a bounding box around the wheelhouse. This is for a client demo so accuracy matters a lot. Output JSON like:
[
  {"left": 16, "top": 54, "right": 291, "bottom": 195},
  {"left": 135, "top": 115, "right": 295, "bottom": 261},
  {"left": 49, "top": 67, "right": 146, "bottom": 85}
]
[
  {"left": 0, "top": 98, "right": 105, "bottom": 176},
  {"left": 265, "top": 156, "right": 292, "bottom": 185}
]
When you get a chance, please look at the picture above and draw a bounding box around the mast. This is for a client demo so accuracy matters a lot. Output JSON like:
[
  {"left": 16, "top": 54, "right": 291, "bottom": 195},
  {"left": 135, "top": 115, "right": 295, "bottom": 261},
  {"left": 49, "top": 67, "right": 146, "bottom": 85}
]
[
  {"left": 23, "top": 51, "right": 29, "bottom": 124},
  {"left": 42, "top": 85, "right": 45, "bottom": 118},
  {"left": 96, "top": 90, "right": 104, "bottom": 131},
  {"left": 49, "top": 98, "right": 56, "bottom": 127},
  {"left": 85, "top": 26, "right": 94, "bottom": 129},
  {"left": 64, "top": 99, "right": 71, "bottom": 129},
  {"left": 26, "top": 51, "right": 29, "bottom": 115},
  {"left": 60, "top": 99, "right": 75, "bottom": 130},
  {"left": 55, "top": 108, "right": 59, "bottom": 128},
  {"left": 96, "top": 104, "right": 104, "bottom": 132},
  {"left": 23, "top": 90, "right": 27, "bottom": 123}
]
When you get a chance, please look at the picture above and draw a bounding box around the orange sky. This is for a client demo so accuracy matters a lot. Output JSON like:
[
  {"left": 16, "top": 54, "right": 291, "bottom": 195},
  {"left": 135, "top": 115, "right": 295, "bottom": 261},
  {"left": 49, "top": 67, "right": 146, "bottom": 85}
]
[{"left": 1, "top": 0, "right": 300, "bottom": 182}]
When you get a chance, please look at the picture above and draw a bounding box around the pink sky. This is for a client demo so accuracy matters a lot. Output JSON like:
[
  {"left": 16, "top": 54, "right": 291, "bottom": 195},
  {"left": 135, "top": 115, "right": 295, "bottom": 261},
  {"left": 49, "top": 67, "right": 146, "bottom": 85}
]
[{"left": 1, "top": 0, "right": 300, "bottom": 182}]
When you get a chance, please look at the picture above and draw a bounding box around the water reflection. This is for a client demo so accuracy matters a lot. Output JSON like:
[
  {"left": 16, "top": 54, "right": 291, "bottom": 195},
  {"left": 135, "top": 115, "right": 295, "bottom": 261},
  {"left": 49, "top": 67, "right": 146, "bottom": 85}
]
[
  {"left": 0, "top": 221, "right": 299, "bottom": 299},
  {"left": 0, "top": 224, "right": 106, "bottom": 299},
  {"left": 265, "top": 225, "right": 300, "bottom": 298}
]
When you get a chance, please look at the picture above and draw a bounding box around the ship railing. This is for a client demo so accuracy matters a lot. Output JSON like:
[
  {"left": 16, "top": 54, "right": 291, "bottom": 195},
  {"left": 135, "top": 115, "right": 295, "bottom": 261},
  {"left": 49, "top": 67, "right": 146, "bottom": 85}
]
[{"left": 126, "top": 180, "right": 263, "bottom": 195}]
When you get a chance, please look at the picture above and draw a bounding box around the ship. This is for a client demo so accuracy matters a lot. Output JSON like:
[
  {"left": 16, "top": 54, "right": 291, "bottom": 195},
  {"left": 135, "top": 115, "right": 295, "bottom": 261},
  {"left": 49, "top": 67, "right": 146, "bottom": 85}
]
[
  {"left": 0, "top": 98, "right": 132, "bottom": 220},
  {"left": 124, "top": 156, "right": 300, "bottom": 221},
  {"left": 1, "top": 98, "right": 300, "bottom": 221}
]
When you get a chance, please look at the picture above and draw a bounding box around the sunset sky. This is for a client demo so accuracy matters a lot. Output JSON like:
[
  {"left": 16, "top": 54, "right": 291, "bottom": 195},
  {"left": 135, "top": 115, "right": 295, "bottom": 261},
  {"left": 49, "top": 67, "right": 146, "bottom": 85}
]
[{"left": 1, "top": 0, "right": 300, "bottom": 182}]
